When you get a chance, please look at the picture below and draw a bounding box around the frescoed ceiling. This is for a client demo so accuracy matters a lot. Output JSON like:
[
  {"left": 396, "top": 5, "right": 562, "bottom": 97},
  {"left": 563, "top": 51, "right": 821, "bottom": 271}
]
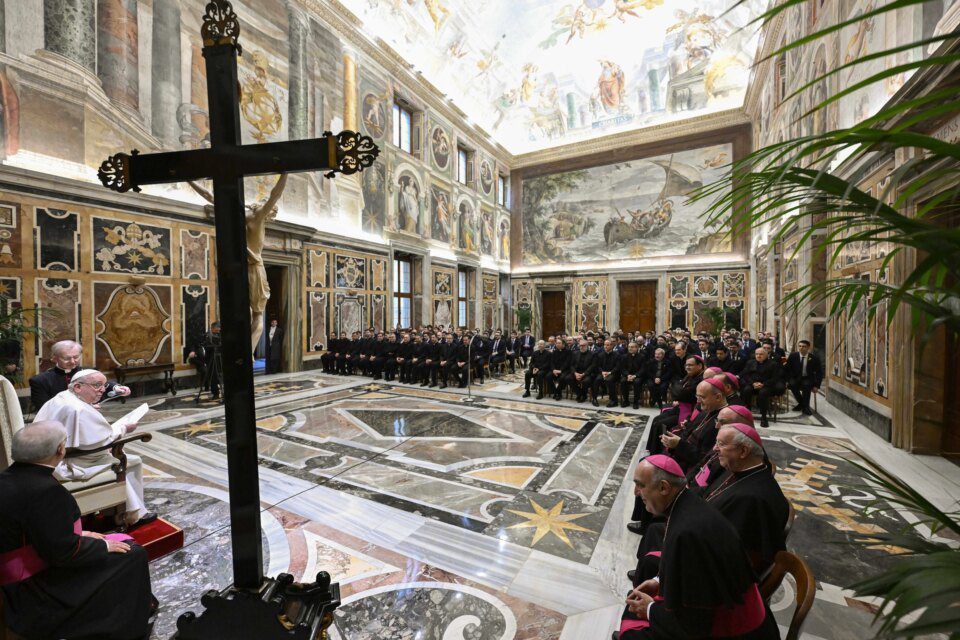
[{"left": 342, "top": 0, "right": 764, "bottom": 154}]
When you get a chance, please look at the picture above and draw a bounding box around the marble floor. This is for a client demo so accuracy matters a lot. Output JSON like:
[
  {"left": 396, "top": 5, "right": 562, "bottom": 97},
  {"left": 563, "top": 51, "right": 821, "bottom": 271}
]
[{"left": 119, "top": 369, "right": 959, "bottom": 639}]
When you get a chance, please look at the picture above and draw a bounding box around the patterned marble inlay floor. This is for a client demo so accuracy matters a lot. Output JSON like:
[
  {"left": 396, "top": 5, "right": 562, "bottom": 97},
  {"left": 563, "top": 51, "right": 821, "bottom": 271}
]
[{"left": 124, "top": 375, "right": 949, "bottom": 639}]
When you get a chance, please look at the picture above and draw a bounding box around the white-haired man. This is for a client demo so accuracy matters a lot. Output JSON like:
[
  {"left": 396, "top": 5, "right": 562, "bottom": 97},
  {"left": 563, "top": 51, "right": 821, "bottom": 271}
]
[
  {"left": 29, "top": 340, "right": 131, "bottom": 411},
  {"left": 34, "top": 369, "right": 154, "bottom": 527},
  {"left": 0, "top": 421, "right": 155, "bottom": 639}
]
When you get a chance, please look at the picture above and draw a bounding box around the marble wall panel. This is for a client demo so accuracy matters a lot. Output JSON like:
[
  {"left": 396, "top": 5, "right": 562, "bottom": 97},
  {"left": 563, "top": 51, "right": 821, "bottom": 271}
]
[
  {"left": 308, "top": 291, "right": 327, "bottom": 351},
  {"left": 335, "top": 255, "right": 366, "bottom": 289},
  {"left": 93, "top": 217, "right": 171, "bottom": 275},
  {"left": 0, "top": 202, "right": 21, "bottom": 268},
  {"left": 371, "top": 294, "right": 386, "bottom": 332},
  {"left": 664, "top": 269, "right": 747, "bottom": 331},
  {"left": 180, "top": 284, "right": 208, "bottom": 362},
  {"left": 0, "top": 277, "right": 20, "bottom": 311},
  {"left": 34, "top": 207, "right": 78, "bottom": 271},
  {"left": 94, "top": 283, "right": 172, "bottom": 370},
  {"left": 180, "top": 229, "right": 209, "bottom": 280},
  {"left": 308, "top": 250, "right": 328, "bottom": 288},
  {"left": 336, "top": 294, "right": 364, "bottom": 337},
  {"left": 35, "top": 277, "right": 80, "bottom": 372},
  {"left": 370, "top": 258, "right": 386, "bottom": 292}
]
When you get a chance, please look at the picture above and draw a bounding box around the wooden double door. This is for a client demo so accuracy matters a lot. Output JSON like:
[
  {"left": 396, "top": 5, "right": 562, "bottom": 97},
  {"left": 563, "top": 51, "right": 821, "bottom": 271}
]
[
  {"left": 619, "top": 281, "right": 657, "bottom": 334},
  {"left": 541, "top": 291, "right": 566, "bottom": 338}
]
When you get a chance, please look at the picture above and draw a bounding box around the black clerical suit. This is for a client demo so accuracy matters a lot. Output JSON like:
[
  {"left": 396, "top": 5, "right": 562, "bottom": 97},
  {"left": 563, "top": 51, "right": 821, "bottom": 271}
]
[
  {"left": 416, "top": 340, "right": 440, "bottom": 386},
  {"left": 619, "top": 351, "right": 646, "bottom": 408},
  {"left": 438, "top": 340, "right": 460, "bottom": 388},
  {"left": 592, "top": 348, "right": 622, "bottom": 407},
  {"left": 0, "top": 463, "right": 154, "bottom": 640},
  {"left": 391, "top": 340, "right": 414, "bottom": 382},
  {"left": 620, "top": 489, "right": 778, "bottom": 640},
  {"left": 321, "top": 334, "right": 340, "bottom": 373},
  {"left": 642, "top": 358, "right": 675, "bottom": 409},
  {"left": 341, "top": 338, "right": 362, "bottom": 374},
  {"left": 645, "top": 373, "right": 703, "bottom": 454},
  {"left": 518, "top": 334, "right": 535, "bottom": 368},
  {"left": 703, "top": 463, "right": 790, "bottom": 576},
  {"left": 785, "top": 351, "right": 823, "bottom": 413},
  {"left": 564, "top": 349, "right": 597, "bottom": 403},
  {"left": 376, "top": 339, "right": 398, "bottom": 380},
  {"left": 524, "top": 349, "right": 551, "bottom": 397},
  {"left": 546, "top": 346, "right": 572, "bottom": 400},
  {"left": 706, "top": 354, "right": 736, "bottom": 372},
  {"left": 29, "top": 367, "right": 117, "bottom": 412},
  {"left": 740, "top": 359, "right": 783, "bottom": 424}
]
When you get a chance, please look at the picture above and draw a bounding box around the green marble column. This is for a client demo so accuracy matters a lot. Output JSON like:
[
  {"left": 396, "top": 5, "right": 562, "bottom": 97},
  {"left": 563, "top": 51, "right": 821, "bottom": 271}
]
[{"left": 43, "top": 0, "right": 97, "bottom": 72}]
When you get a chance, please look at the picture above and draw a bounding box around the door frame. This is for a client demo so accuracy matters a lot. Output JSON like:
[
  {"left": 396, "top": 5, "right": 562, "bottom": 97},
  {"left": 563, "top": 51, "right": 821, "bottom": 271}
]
[
  {"left": 263, "top": 251, "right": 303, "bottom": 374},
  {"left": 536, "top": 284, "right": 572, "bottom": 338},
  {"left": 618, "top": 279, "right": 659, "bottom": 334}
]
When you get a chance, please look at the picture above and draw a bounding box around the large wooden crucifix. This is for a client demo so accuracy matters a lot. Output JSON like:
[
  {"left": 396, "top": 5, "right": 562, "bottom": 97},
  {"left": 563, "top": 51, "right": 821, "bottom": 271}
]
[{"left": 97, "top": 0, "right": 378, "bottom": 600}]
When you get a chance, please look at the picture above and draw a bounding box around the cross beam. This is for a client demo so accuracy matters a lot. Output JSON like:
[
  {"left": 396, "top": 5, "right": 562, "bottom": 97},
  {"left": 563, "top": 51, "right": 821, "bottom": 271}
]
[{"left": 97, "top": 0, "right": 378, "bottom": 591}]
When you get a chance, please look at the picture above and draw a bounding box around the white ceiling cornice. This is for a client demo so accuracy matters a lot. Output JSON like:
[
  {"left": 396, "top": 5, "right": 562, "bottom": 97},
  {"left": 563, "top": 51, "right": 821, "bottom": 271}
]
[{"left": 511, "top": 109, "right": 751, "bottom": 169}]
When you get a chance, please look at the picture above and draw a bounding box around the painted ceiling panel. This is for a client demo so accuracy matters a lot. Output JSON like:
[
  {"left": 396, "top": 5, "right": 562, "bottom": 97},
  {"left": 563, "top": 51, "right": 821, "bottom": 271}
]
[{"left": 343, "top": 0, "right": 764, "bottom": 154}]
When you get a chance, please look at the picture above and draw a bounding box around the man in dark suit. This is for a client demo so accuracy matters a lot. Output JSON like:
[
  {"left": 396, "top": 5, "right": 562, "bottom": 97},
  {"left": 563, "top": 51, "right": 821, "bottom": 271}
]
[
  {"left": 785, "top": 340, "right": 823, "bottom": 415},
  {"left": 593, "top": 338, "right": 622, "bottom": 408},
  {"left": 564, "top": 339, "right": 597, "bottom": 404},
  {"left": 740, "top": 347, "right": 782, "bottom": 428},
  {"left": 740, "top": 331, "right": 758, "bottom": 355},
  {"left": 488, "top": 330, "right": 507, "bottom": 376},
  {"left": 321, "top": 331, "right": 339, "bottom": 374},
  {"left": 547, "top": 338, "right": 572, "bottom": 400},
  {"left": 265, "top": 318, "right": 284, "bottom": 374},
  {"left": 518, "top": 329, "right": 534, "bottom": 368},
  {"left": 30, "top": 340, "right": 129, "bottom": 411}
]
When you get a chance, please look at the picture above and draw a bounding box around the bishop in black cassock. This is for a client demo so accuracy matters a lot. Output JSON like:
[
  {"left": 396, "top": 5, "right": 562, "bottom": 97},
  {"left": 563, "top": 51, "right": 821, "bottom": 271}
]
[
  {"left": 620, "top": 455, "right": 779, "bottom": 640},
  {"left": 0, "top": 421, "right": 154, "bottom": 639}
]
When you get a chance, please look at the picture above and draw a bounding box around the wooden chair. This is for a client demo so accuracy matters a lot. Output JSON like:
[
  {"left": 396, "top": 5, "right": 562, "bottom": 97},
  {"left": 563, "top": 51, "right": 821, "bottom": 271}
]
[{"left": 760, "top": 551, "right": 816, "bottom": 640}]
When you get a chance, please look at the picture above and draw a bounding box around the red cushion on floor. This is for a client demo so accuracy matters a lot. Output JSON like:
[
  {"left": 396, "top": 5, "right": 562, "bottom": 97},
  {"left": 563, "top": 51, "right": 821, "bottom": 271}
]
[{"left": 127, "top": 518, "right": 184, "bottom": 562}]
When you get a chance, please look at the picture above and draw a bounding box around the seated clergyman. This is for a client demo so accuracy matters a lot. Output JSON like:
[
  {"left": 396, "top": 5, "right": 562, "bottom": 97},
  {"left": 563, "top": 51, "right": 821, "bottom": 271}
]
[
  {"left": 0, "top": 421, "right": 156, "bottom": 640},
  {"left": 34, "top": 369, "right": 157, "bottom": 527},
  {"left": 619, "top": 455, "right": 779, "bottom": 640}
]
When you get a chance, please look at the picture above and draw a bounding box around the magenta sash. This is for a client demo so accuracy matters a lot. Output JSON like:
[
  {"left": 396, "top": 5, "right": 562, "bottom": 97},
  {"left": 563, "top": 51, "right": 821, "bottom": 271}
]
[
  {"left": 0, "top": 519, "right": 132, "bottom": 586},
  {"left": 677, "top": 402, "right": 694, "bottom": 424},
  {"left": 710, "top": 583, "right": 767, "bottom": 637},
  {"left": 620, "top": 595, "right": 664, "bottom": 635}
]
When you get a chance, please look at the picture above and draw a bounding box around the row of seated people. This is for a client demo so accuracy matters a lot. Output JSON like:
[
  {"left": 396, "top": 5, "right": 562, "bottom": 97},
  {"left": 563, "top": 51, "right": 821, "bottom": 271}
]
[
  {"left": 613, "top": 367, "right": 796, "bottom": 639},
  {"left": 318, "top": 328, "right": 536, "bottom": 387}
]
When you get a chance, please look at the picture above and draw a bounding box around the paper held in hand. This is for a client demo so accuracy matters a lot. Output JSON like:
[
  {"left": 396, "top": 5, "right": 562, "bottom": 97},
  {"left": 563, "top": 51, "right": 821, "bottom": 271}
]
[{"left": 111, "top": 403, "right": 149, "bottom": 433}]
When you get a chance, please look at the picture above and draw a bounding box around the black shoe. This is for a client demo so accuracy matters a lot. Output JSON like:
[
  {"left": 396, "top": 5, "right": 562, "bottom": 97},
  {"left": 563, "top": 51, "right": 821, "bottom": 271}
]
[
  {"left": 791, "top": 404, "right": 802, "bottom": 411},
  {"left": 621, "top": 401, "right": 629, "bottom": 408},
  {"left": 802, "top": 407, "right": 813, "bottom": 415},
  {"left": 439, "top": 383, "right": 447, "bottom": 389},
  {"left": 761, "top": 417, "right": 770, "bottom": 428},
  {"left": 612, "top": 633, "right": 620, "bottom": 640},
  {"left": 428, "top": 382, "right": 437, "bottom": 388},
  {"left": 522, "top": 391, "right": 531, "bottom": 398},
  {"left": 627, "top": 521, "right": 644, "bottom": 535},
  {"left": 536, "top": 393, "right": 544, "bottom": 400},
  {"left": 553, "top": 394, "right": 562, "bottom": 401},
  {"left": 592, "top": 398, "right": 600, "bottom": 407},
  {"left": 607, "top": 401, "right": 618, "bottom": 408},
  {"left": 633, "top": 403, "right": 639, "bottom": 410},
  {"left": 130, "top": 512, "right": 159, "bottom": 529},
  {"left": 459, "top": 383, "right": 466, "bottom": 388},
  {"left": 627, "top": 569, "right": 637, "bottom": 583}
]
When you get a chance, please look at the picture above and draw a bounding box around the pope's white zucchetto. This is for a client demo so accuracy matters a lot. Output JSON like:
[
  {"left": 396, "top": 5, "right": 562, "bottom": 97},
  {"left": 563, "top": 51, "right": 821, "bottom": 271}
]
[{"left": 69, "top": 369, "right": 103, "bottom": 384}]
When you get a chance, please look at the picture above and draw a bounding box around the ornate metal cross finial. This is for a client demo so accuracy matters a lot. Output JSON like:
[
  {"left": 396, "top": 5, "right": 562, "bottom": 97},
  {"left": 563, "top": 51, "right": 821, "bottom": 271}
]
[
  {"left": 202, "top": 0, "right": 243, "bottom": 53},
  {"left": 98, "top": 150, "right": 141, "bottom": 193},
  {"left": 325, "top": 131, "right": 380, "bottom": 179}
]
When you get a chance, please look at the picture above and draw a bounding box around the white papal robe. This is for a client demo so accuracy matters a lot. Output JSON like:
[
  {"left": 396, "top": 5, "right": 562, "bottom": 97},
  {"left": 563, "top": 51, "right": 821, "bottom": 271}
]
[{"left": 33, "top": 390, "right": 146, "bottom": 522}]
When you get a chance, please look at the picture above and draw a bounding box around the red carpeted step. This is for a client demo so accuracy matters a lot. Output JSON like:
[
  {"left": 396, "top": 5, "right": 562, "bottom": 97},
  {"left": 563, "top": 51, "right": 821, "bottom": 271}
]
[{"left": 127, "top": 518, "right": 184, "bottom": 562}]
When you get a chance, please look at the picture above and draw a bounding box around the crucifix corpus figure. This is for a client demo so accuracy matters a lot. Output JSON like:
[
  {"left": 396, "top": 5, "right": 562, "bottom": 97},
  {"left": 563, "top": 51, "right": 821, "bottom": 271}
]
[
  {"left": 188, "top": 174, "right": 288, "bottom": 351},
  {"left": 96, "top": 1, "right": 379, "bottom": 637}
]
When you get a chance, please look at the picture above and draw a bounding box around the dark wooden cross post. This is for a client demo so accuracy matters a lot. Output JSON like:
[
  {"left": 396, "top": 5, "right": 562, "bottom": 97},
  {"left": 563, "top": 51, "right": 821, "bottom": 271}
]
[{"left": 97, "top": 0, "right": 377, "bottom": 594}]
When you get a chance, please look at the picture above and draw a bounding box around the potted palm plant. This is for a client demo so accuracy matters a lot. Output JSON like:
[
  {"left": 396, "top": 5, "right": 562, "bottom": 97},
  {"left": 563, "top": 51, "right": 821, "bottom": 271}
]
[
  {"left": 689, "top": 0, "right": 960, "bottom": 634},
  {"left": 0, "top": 296, "right": 50, "bottom": 384}
]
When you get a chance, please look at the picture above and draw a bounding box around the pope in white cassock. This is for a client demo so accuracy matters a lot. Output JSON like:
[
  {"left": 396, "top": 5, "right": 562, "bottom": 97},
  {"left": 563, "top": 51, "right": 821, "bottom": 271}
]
[{"left": 33, "top": 369, "right": 155, "bottom": 527}]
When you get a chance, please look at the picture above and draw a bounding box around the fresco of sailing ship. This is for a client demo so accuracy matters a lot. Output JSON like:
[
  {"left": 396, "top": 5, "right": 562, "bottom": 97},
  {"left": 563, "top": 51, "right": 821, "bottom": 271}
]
[
  {"left": 520, "top": 142, "right": 731, "bottom": 266},
  {"left": 603, "top": 155, "right": 703, "bottom": 246}
]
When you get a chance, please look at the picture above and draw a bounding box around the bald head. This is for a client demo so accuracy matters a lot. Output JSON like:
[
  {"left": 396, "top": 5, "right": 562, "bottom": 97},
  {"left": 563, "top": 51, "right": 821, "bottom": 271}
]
[
  {"left": 13, "top": 421, "right": 67, "bottom": 465},
  {"left": 695, "top": 379, "right": 725, "bottom": 411}
]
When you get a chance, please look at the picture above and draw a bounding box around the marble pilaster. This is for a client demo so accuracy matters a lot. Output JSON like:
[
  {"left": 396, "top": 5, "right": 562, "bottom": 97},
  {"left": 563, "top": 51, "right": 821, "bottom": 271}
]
[
  {"left": 287, "top": 3, "right": 309, "bottom": 141},
  {"left": 151, "top": 0, "right": 182, "bottom": 146},
  {"left": 343, "top": 51, "right": 357, "bottom": 132},
  {"left": 97, "top": 0, "right": 139, "bottom": 111},
  {"left": 43, "top": 0, "right": 97, "bottom": 73}
]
